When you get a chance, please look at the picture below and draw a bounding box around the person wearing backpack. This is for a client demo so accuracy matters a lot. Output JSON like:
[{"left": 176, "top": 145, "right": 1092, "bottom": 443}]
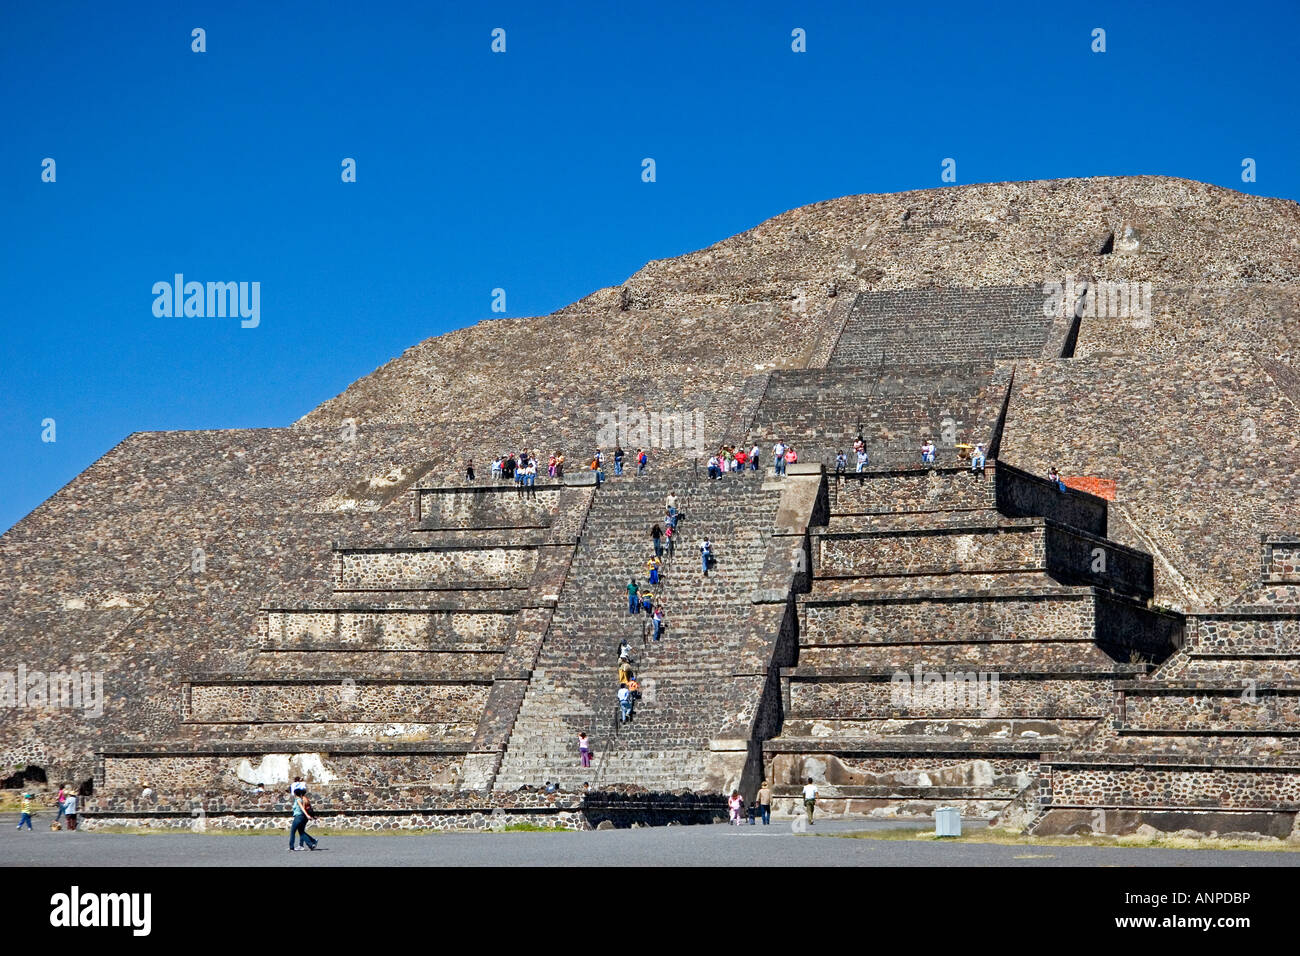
[
  {"left": 289, "top": 787, "right": 318, "bottom": 851},
  {"left": 637, "top": 449, "right": 648, "bottom": 475}
]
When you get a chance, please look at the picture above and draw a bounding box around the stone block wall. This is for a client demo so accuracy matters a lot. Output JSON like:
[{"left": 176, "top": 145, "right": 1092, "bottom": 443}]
[
  {"left": 1186, "top": 612, "right": 1300, "bottom": 654},
  {"left": 1122, "top": 687, "right": 1300, "bottom": 733},
  {"left": 829, "top": 286, "right": 1054, "bottom": 367},
  {"left": 828, "top": 468, "right": 994, "bottom": 514},
  {"left": 816, "top": 526, "right": 1041, "bottom": 578},
  {"left": 186, "top": 680, "right": 490, "bottom": 726},
  {"left": 336, "top": 546, "right": 537, "bottom": 590},
  {"left": 415, "top": 486, "right": 562, "bottom": 530},
  {"left": 101, "top": 750, "right": 465, "bottom": 791},
  {"left": 787, "top": 675, "right": 1114, "bottom": 719},
  {"left": 1044, "top": 524, "right": 1152, "bottom": 599},
  {"left": 995, "top": 461, "right": 1107, "bottom": 537},
  {"left": 1045, "top": 762, "right": 1300, "bottom": 810},
  {"left": 263, "top": 608, "right": 515, "bottom": 649}
]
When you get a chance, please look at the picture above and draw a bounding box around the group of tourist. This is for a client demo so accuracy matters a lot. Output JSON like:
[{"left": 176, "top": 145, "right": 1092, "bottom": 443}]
[
  {"left": 474, "top": 446, "right": 653, "bottom": 488},
  {"left": 705, "top": 443, "right": 763, "bottom": 479},
  {"left": 14, "top": 784, "right": 79, "bottom": 832},
  {"left": 482, "top": 450, "right": 549, "bottom": 487}
]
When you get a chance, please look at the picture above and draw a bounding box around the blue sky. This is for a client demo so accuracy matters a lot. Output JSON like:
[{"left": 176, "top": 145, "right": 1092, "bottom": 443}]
[{"left": 1, "top": 0, "right": 1297, "bottom": 532}]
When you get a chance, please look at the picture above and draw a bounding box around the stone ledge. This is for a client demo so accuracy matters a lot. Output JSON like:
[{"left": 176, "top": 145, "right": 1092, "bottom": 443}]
[{"left": 98, "top": 741, "right": 476, "bottom": 756}]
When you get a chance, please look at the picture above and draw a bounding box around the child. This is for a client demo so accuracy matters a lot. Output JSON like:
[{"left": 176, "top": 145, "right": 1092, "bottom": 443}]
[
  {"left": 728, "top": 791, "right": 744, "bottom": 826},
  {"left": 16, "top": 792, "right": 35, "bottom": 830}
]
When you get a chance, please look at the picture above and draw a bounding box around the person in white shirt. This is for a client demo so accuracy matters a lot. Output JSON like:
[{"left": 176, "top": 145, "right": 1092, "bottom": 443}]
[
  {"left": 802, "top": 777, "right": 818, "bottom": 826},
  {"left": 773, "top": 441, "right": 787, "bottom": 476},
  {"left": 749, "top": 445, "right": 760, "bottom": 471}
]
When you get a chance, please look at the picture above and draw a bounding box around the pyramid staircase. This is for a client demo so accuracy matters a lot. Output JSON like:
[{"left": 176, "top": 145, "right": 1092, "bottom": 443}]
[
  {"left": 1025, "top": 534, "right": 1300, "bottom": 837},
  {"left": 761, "top": 460, "right": 1182, "bottom": 818}
]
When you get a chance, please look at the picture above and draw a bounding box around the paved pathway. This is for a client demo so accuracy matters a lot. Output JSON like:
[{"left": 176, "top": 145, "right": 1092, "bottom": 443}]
[{"left": 3, "top": 816, "right": 1296, "bottom": 867}]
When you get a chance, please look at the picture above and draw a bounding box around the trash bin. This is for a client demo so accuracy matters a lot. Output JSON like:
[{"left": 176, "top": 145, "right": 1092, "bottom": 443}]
[{"left": 934, "top": 806, "right": 962, "bottom": 837}]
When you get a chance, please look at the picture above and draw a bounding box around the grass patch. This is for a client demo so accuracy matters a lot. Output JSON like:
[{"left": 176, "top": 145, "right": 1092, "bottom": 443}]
[{"left": 825, "top": 826, "right": 1300, "bottom": 853}]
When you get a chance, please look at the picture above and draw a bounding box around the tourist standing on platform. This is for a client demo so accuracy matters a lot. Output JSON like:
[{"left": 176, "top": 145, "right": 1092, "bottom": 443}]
[
  {"left": 835, "top": 452, "right": 847, "bottom": 476},
  {"left": 970, "top": 443, "right": 986, "bottom": 474},
  {"left": 773, "top": 441, "right": 787, "bottom": 476},
  {"left": 627, "top": 579, "right": 639, "bottom": 615},
  {"left": 786, "top": 446, "right": 798, "bottom": 469},
  {"left": 578, "top": 732, "right": 592, "bottom": 768},
  {"left": 856, "top": 449, "right": 869, "bottom": 472},
  {"left": 921, "top": 439, "right": 936, "bottom": 465},
  {"left": 750, "top": 444, "right": 761, "bottom": 470},
  {"left": 802, "top": 778, "right": 818, "bottom": 826},
  {"left": 757, "top": 781, "right": 772, "bottom": 825}
]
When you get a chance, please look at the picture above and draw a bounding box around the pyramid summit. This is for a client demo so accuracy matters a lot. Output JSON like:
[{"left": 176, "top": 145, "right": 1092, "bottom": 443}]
[{"left": 4, "top": 175, "right": 1300, "bottom": 836}]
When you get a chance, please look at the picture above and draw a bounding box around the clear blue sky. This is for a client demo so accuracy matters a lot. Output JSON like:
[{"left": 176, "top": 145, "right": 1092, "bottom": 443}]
[{"left": 2, "top": 0, "right": 1297, "bottom": 532}]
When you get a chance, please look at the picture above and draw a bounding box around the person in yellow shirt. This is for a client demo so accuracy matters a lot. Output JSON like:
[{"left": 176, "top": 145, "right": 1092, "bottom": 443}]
[{"left": 16, "top": 792, "right": 35, "bottom": 830}]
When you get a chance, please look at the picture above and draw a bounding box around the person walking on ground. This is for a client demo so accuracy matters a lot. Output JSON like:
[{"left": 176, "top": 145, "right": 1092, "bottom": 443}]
[
  {"left": 627, "top": 579, "right": 639, "bottom": 615},
  {"left": 578, "top": 732, "right": 592, "bottom": 768},
  {"left": 64, "top": 791, "right": 78, "bottom": 831},
  {"left": 651, "top": 523, "right": 664, "bottom": 558},
  {"left": 802, "top": 777, "right": 818, "bottom": 826},
  {"left": 53, "top": 784, "right": 68, "bottom": 826},
  {"left": 757, "top": 781, "right": 772, "bottom": 825},
  {"left": 729, "top": 791, "right": 744, "bottom": 826},
  {"left": 16, "top": 791, "right": 35, "bottom": 830},
  {"left": 289, "top": 787, "right": 318, "bottom": 851}
]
